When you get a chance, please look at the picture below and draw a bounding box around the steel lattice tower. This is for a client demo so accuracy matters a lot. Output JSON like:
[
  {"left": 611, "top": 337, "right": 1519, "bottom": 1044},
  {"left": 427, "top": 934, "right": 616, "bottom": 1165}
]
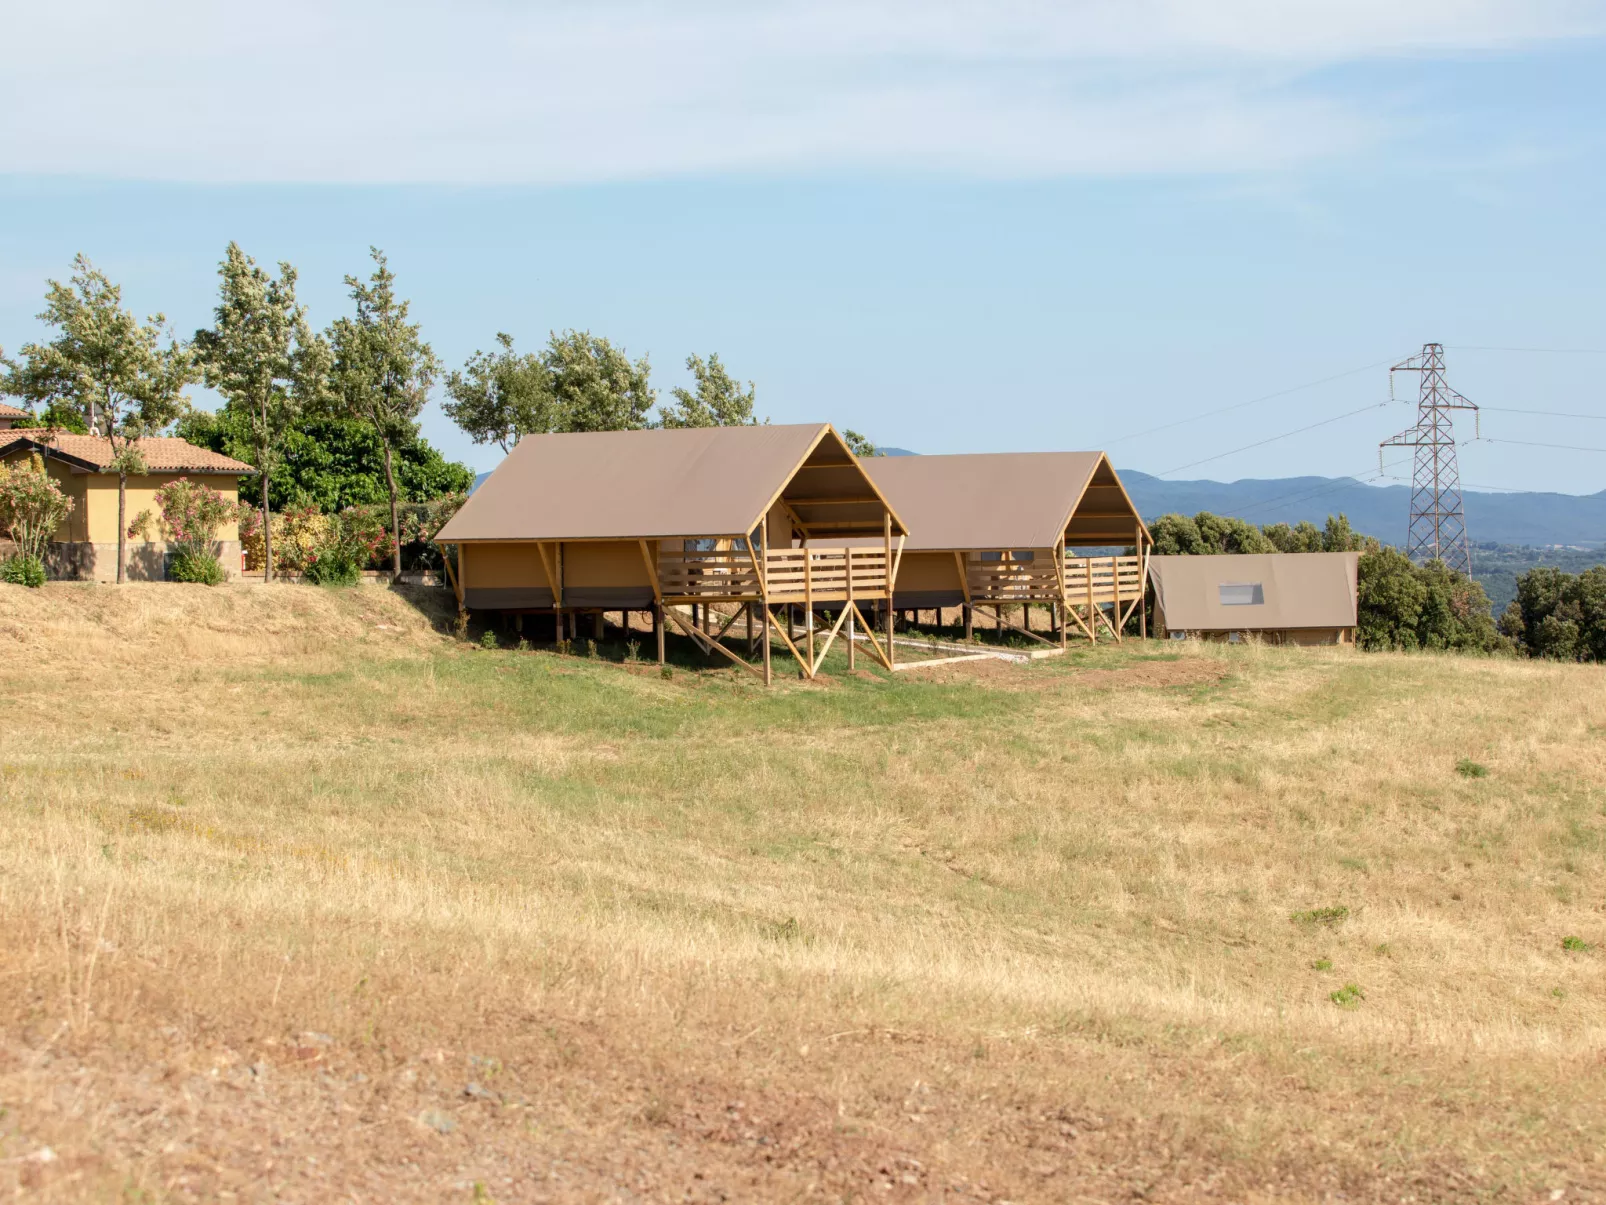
[{"left": 1379, "top": 344, "right": 1479, "bottom": 574}]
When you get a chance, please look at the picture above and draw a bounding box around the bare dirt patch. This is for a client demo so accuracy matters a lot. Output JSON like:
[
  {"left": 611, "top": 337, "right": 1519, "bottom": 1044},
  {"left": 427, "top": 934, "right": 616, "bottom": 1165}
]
[{"left": 1071, "top": 656, "right": 1230, "bottom": 689}]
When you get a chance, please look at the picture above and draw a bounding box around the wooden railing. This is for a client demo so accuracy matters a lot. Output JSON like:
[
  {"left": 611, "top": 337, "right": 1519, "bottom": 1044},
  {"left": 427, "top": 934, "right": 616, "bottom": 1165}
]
[
  {"left": 964, "top": 553, "right": 1144, "bottom": 605},
  {"left": 657, "top": 548, "right": 762, "bottom": 600},
  {"left": 966, "top": 556, "right": 1062, "bottom": 602},
  {"left": 1063, "top": 555, "right": 1144, "bottom": 607},
  {"left": 658, "top": 545, "right": 891, "bottom": 603},
  {"left": 766, "top": 547, "right": 889, "bottom": 604}
]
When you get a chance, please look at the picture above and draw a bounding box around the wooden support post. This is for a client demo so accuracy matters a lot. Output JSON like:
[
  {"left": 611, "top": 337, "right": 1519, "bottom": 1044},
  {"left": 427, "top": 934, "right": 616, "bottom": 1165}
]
[
  {"left": 656, "top": 604, "right": 665, "bottom": 664},
  {"left": 804, "top": 548, "right": 814, "bottom": 669},
  {"left": 1110, "top": 554, "right": 1122, "bottom": 643},
  {"left": 747, "top": 602, "right": 755, "bottom": 656},
  {"left": 1086, "top": 560, "right": 1096, "bottom": 645},
  {"left": 846, "top": 547, "right": 855, "bottom": 670},
  {"left": 884, "top": 512, "right": 895, "bottom": 669},
  {"left": 1138, "top": 530, "right": 1149, "bottom": 639},
  {"left": 964, "top": 605, "right": 973, "bottom": 641}
]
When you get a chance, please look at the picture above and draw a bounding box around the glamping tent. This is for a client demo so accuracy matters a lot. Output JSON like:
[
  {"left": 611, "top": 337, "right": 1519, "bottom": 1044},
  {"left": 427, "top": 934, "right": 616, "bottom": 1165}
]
[
  {"left": 433, "top": 424, "right": 909, "bottom": 682},
  {"left": 1147, "top": 552, "right": 1359, "bottom": 646},
  {"left": 857, "top": 452, "right": 1152, "bottom": 647}
]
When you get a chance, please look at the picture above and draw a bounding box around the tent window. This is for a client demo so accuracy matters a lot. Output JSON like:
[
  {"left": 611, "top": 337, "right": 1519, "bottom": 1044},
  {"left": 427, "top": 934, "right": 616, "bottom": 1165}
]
[
  {"left": 683, "top": 538, "right": 718, "bottom": 553},
  {"left": 1219, "top": 582, "right": 1264, "bottom": 606},
  {"left": 979, "top": 550, "right": 1035, "bottom": 562}
]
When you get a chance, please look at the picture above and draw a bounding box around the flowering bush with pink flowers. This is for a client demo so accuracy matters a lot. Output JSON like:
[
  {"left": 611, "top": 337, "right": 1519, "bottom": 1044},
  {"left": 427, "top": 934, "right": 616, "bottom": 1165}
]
[{"left": 155, "top": 477, "right": 232, "bottom": 585}]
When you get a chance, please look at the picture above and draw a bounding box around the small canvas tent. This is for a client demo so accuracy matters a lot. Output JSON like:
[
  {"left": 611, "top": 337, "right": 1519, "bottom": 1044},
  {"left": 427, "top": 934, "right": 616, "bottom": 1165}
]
[
  {"left": 1147, "top": 552, "right": 1359, "bottom": 646},
  {"left": 433, "top": 424, "right": 909, "bottom": 682},
  {"left": 858, "top": 452, "right": 1152, "bottom": 646}
]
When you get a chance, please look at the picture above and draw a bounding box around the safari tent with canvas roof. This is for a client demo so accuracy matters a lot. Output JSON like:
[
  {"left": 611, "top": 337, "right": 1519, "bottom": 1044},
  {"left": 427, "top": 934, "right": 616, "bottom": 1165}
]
[
  {"left": 1147, "top": 552, "right": 1359, "bottom": 646},
  {"left": 433, "top": 423, "right": 909, "bottom": 683},
  {"left": 857, "top": 452, "right": 1152, "bottom": 648}
]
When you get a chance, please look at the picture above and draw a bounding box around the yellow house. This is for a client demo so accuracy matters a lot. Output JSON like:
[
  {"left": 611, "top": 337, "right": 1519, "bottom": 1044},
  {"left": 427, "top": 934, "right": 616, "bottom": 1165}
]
[{"left": 0, "top": 430, "right": 254, "bottom": 581}]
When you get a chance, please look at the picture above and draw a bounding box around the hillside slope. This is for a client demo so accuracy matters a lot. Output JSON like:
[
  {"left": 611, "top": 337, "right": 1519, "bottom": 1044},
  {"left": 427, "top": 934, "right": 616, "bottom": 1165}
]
[{"left": 2, "top": 583, "right": 1603, "bottom": 1201}]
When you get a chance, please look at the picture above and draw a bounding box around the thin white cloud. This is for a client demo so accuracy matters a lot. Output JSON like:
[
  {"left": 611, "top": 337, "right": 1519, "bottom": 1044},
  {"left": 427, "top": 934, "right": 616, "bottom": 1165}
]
[{"left": 1, "top": 0, "right": 1600, "bottom": 183}]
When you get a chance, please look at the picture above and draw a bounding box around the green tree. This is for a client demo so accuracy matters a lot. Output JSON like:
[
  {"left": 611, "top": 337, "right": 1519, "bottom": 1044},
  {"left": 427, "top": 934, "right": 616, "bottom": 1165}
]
[
  {"left": 443, "top": 333, "right": 554, "bottom": 453},
  {"left": 1502, "top": 564, "right": 1606, "bottom": 661},
  {"left": 178, "top": 409, "right": 471, "bottom": 514},
  {"left": 1356, "top": 547, "right": 1501, "bottom": 653},
  {"left": 1, "top": 255, "right": 195, "bottom": 582},
  {"left": 192, "top": 243, "right": 329, "bottom": 581},
  {"left": 541, "top": 330, "right": 654, "bottom": 432},
  {"left": 327, "top": 248, "right": 441, "bottom": 575},
  {"left": 659, "top": 353, "right": 758, "bottom": 428},
  {"left": 842, "top": 429, "right": 880, "bottom": 458}
]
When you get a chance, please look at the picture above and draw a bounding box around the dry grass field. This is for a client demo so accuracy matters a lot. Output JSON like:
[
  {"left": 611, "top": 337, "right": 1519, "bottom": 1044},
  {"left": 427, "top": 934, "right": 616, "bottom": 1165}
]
[{"left": 1, "top": 583, "right": 1603, "bottom": 1203}]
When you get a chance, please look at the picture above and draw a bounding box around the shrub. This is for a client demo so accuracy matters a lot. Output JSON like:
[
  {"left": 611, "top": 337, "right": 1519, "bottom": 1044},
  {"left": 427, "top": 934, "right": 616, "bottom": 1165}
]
[
  {"left": 169, "top": 550, "right": 225, "bottom": 586},
  {"left": 155, "top": 477, "right": 231, "bottom": 562},
  {"left": 1456, "top": 758, "right": 1489, "bottom": 778},
  {"left": 1561, "top": 935, "right": 1592, "bottom": 953},
  {"left": 479, "top": 631, "right": 498, "bottom": 650},
  {"left": 1, "top": 554, "right": 47, "bottom": 588},
  {"left": 1329, "top": 983, "right": 1364, "bottom": 1009},
  {"left": 0, "top": 452, "right": 74, "bottom": 564},
  {"left": 278, "top": 505, "right": 332, "bottom": 574},
  {"left": 304, "top": 547, "right": 360, "bottom": 586},
  {"left": 1291, "top": 905, "right": 1350, "bottom": 927}
]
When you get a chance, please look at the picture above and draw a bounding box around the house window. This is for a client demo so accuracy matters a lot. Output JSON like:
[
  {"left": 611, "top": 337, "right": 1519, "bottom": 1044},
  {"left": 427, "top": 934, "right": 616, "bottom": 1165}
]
[{"left": 1218, "top": 582, "right": 1264, "bottom": 606}]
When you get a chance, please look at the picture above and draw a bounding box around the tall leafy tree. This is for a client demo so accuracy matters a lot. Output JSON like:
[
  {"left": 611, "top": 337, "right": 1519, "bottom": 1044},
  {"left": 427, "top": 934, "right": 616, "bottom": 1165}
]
[
  {"left": 442, "top": 333, "right": 553, "bottom": 453},
  {"left": 1, "top": 255, "right": 194, "bottom": 583},
  {"left": 659, "top": 353, "right": 758, "bottom": 428},
  {"left": 542, "top": 330, "right": 654, "bottom": 432},
  {"left": 327, "top": 248, "right": 441, "bottom": 575},
  {"left": 842, "top": 429, "right": 881, "bottom": 458},
  {"left": 192, "top": 243, "right": 329, "bottom": 581}
]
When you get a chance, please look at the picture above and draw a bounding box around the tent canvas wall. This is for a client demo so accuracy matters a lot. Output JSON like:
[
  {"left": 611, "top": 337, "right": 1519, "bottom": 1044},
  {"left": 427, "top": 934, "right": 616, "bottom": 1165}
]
[{"left": 1147, "top": 552, "right": 1360, "bottom": 646}]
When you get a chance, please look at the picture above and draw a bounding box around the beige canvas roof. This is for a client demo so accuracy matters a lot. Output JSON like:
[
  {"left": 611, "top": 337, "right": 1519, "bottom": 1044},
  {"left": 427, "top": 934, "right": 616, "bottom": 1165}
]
[
  {"left": 859, "top": 452, "right": 1148, "bottom": 551},
  {"left": 436, "top": 423, "right": 906, "bottom": 543},
  {"left": 1149, "top": 553, "right": 1359, "bottom": 631},
  {"left": 0, "top": 431, "right": 254, "bottom": 474}
]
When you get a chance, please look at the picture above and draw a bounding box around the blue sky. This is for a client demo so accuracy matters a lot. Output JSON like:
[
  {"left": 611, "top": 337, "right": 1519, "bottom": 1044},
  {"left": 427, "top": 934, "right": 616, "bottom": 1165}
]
[{"left": 2, "top": 1, "right": 1604, "bottom": 494}]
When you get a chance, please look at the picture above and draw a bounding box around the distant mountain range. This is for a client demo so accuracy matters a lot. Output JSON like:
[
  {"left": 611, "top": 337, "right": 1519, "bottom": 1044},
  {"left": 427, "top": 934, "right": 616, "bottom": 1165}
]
[{"left": 1116, "top": 470, "right": 1606, "bottom": 548}]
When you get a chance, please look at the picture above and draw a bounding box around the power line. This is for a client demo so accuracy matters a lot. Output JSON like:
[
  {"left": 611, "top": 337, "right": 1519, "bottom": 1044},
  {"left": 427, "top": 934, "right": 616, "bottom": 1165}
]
[
  {"left": 1479, "top": 437, "right": 1606, "bottom": 454},
  {"left": 1445, "top": 347, "right": 1606, "bottom": 356},
  {"left": 1479, "top": 405, "right": 1606, "bottom": 421},
  {"left": 1157, "top": 402, "right": 1390, "bottom": 477},
  {"left": 1102, "top": 354, "right": 1407, "bottom": 448}
]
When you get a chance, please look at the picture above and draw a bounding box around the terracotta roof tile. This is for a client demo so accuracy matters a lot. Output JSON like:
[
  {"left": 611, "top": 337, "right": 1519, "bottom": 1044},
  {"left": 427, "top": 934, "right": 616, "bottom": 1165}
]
[{"left": 0, "top": 431, "right": 254, "bottom": 474}]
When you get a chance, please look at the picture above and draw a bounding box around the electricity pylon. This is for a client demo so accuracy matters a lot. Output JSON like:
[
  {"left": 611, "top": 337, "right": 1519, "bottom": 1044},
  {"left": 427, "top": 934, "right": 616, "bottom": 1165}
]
[{"left": 1380, "top": 343, "right": 1479, "bottom": 574}]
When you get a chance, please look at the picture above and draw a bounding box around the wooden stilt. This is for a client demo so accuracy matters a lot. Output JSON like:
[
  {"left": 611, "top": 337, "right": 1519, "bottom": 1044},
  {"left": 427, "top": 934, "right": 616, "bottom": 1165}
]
[
  {"left": 884, "top": 513, "right": 894, "bottom": 669},
  {"left": 762, "top": 604, "right": 772, "bottom": 684},
  {"left": 656, "top": 604, "right": 665, "bottom": 664},
  {"left": 804, "top": 549, "right": 815, "bottom": 669},
  {"left": 846, "top": 547, "right": 856, "bottom": 670}
]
